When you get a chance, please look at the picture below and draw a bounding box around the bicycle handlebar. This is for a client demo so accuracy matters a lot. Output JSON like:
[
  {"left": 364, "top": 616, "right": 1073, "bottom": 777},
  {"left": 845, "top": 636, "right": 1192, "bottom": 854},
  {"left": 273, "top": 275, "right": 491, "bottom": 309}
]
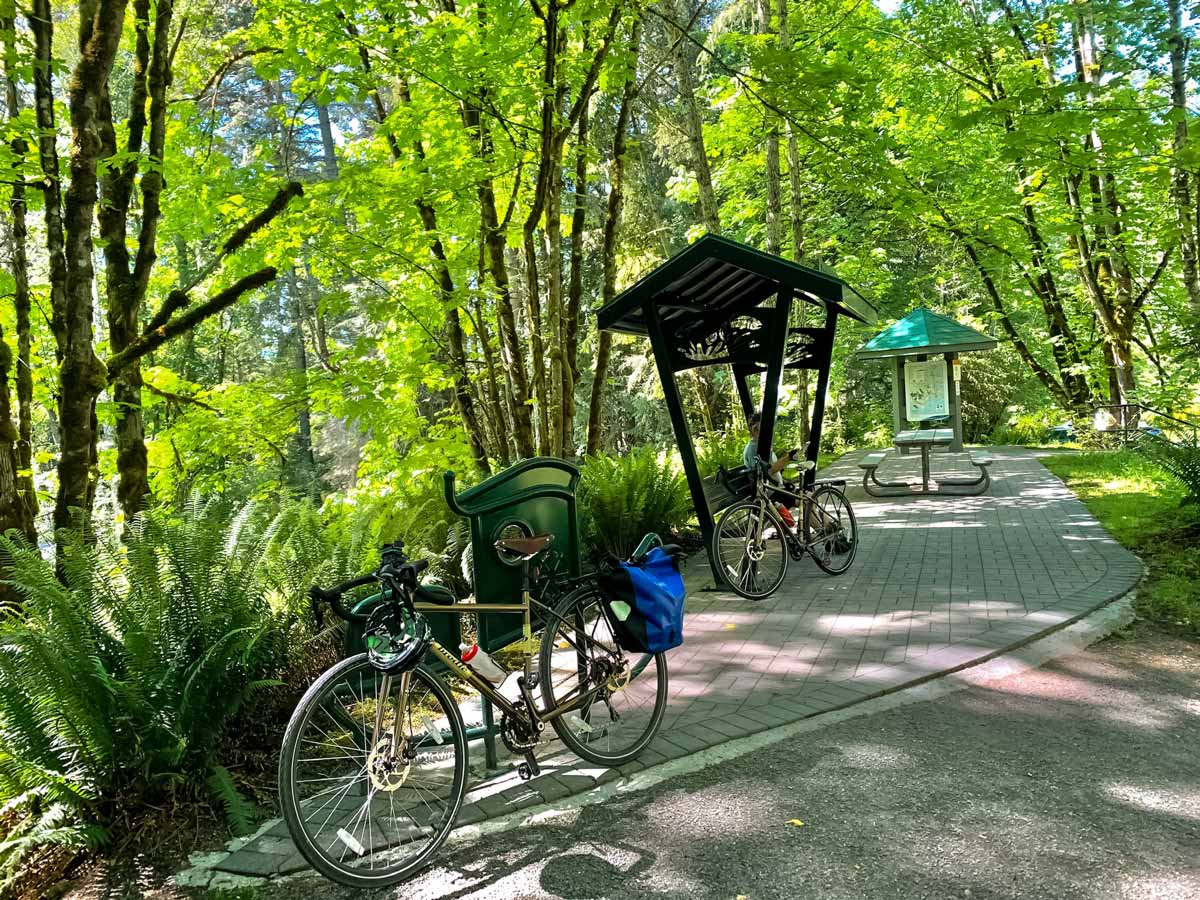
[{"left": 308, "top": 559, "right": 430, "bottom": 628}]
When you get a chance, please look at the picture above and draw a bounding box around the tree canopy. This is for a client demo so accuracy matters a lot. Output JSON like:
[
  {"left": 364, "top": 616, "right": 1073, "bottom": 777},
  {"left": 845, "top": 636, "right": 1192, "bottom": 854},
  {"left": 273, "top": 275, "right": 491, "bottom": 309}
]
[{"left": 0, "top": 0, "right": 1198, "bottom": 555}]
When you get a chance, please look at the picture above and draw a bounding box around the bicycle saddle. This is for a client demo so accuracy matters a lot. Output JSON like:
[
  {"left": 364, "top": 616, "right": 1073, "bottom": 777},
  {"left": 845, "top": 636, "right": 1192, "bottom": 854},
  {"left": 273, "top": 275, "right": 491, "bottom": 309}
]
[{"left": 494, "top": 532, "right": 555, "bottom": 561}]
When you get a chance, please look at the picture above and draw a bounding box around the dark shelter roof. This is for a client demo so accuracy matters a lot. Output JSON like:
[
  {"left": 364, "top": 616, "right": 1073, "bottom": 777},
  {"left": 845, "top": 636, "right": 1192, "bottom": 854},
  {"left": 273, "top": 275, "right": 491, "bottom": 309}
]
[
  {"left": 597, "top": 234, "right": 875, "bottom": 372},
  {"left": 857, "top": 307, "right": 997, "bottom": 359}
]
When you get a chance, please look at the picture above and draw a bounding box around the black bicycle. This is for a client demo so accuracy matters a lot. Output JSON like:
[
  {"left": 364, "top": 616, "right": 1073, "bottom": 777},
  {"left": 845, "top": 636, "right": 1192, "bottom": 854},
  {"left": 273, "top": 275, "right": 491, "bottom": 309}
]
[{"left": 278, "top": 538, "right": 670, "bottom": 887}]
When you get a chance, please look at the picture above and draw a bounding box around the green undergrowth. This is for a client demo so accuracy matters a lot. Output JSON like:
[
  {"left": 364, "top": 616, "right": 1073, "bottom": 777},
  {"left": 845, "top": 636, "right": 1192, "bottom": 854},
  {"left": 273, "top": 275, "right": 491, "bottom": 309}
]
[{"left": 1042, "top": 451, "right": 1200, "bottom": 637}]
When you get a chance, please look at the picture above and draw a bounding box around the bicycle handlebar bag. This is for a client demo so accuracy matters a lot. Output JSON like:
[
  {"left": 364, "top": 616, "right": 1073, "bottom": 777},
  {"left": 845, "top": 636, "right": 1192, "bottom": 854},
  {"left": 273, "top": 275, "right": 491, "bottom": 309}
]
[{"left": 597, "top": 547, "right": 686, "bottom": 654}]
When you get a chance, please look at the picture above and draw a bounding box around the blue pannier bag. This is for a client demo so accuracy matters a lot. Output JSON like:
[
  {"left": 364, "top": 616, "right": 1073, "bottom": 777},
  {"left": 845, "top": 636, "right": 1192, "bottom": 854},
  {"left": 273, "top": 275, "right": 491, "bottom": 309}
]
[{"left": 597, "top": 546, "right": 686, "bottom": 654}]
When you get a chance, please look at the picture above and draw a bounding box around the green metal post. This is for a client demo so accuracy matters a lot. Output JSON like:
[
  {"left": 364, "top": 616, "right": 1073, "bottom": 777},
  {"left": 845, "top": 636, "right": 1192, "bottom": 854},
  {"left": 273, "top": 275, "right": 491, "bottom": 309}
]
[
  {"left": 482, "top": 696, "right": 497, "bottom": 770},
  {"left": 946, "top": 352, "right": 963, "bottom": 451},
  {"left": 733, "top": 366, "right": 755, "bottom": 423},
  {"left": 757, "top": 289, "right": 793, "bottom": 464}
]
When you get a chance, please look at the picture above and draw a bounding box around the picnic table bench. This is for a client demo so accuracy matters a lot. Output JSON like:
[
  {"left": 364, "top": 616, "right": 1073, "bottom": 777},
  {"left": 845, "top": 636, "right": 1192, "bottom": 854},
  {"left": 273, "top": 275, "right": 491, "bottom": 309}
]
[{"left": 859, "top": 441, "right": 993, "bottom": 497}]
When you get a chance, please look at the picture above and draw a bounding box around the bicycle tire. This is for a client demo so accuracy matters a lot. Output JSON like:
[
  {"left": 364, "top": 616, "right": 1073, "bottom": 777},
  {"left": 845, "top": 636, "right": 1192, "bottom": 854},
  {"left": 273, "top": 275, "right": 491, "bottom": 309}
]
[
  {"left": 806, "top": 485, "right": 859, "bottom": 576},
  {"left": 711, "top": 499, "right": 790, "bottom": 599},
  {"left": 539, "top": 584, "right": 668, "bottom": 766},
  {"left": 279, "top": 655, "right": 467, "bottom": 888}
]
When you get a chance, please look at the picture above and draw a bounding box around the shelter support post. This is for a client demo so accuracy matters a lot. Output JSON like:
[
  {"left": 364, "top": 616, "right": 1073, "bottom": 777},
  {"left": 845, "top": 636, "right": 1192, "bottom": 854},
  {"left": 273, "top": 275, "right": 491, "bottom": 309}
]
[
  {"left": 757, "top": 289, "right": 793, "bottom": 465},
  {"left": 892, "top": 357, "right": 907, "bottom": 452},
  {"left": 803, "top": 306, "right": 839, "bottom": 488},
  {"left": 644, "top": 300, "right": 715, "bottom": 545},
  {"left": 946, "top": 352, "right": 963, "bottom": 451}
]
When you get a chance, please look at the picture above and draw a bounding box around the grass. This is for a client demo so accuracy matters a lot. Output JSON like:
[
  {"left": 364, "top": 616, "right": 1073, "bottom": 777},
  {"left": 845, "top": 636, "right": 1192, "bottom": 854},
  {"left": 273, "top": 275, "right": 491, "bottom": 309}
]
[{"left": 1042, "top": 450, "right": 1200, "bottom": 636}]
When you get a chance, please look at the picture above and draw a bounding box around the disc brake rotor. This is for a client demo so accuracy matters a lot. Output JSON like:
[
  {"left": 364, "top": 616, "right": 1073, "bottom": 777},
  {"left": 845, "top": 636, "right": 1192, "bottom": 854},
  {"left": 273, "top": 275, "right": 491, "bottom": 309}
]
[{"left": 367, "top": 736, "right": 411, "bottom": 792}]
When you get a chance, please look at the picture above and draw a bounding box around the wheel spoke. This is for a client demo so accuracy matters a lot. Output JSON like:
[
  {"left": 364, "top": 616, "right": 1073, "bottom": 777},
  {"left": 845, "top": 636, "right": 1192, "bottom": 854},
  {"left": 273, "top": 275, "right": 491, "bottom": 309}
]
[
  {"left": 540, "top": 586, "right": 667, "bottom": 764},
  {"left": 281, "top": 660, "right": 465, "bottom": 885}
]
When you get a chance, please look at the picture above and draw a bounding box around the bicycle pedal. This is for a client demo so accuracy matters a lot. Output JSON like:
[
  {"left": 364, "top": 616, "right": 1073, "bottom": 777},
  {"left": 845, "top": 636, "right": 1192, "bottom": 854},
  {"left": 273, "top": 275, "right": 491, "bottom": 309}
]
[{"left": 518, "top": 752, "right": 541, "bottom": 780}]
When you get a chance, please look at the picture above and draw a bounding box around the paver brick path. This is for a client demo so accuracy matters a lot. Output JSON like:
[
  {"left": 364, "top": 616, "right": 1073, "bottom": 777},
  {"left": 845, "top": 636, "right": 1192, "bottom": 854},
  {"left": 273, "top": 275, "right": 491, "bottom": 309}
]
[{"left": 201, "top": 447, "right": 1141, "bottom": 885}]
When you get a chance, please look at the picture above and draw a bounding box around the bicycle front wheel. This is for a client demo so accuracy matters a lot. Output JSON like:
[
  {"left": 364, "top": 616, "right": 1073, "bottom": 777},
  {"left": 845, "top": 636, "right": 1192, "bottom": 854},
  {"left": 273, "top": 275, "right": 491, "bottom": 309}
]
[
  {"left": 278, "top": 655, "right": 467, "bottom": 888},
  {"left": 806, "top": 485, "right": 859, "bottom": 575},
  {"left": 539, "top": 585, "right": 668, "bottom": 766},
  {"left": 712, "top": 499, "right": 789, "bottom": 599}
]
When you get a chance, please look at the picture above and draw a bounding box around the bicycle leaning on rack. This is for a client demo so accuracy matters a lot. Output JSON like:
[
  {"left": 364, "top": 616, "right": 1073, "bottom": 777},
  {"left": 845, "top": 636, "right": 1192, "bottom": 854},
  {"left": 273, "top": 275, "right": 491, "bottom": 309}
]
[
  {"left": 278, "top": 531, "right": 675, "bottom": 887},
  {"left": 711, "top": 457, "right": 859, "bottom": 600}
]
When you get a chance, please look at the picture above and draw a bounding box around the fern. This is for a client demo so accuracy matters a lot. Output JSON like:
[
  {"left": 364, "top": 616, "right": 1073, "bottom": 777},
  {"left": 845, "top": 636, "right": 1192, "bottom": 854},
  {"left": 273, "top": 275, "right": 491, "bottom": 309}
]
[
  {"left": 206, "top": 765, "right": 257, "bottom": 837},
  {"left": 696, "top": 429, "right": 749, "bottom": 479},
  {"left": 1137, "top": 435, "right": 1200, "bottom": 501},
  {"left": 578, "top": 447, "right": 693, "bottom": 557},
  {"left": 0, "top": 498, "right": 296, "bottom": 877}
]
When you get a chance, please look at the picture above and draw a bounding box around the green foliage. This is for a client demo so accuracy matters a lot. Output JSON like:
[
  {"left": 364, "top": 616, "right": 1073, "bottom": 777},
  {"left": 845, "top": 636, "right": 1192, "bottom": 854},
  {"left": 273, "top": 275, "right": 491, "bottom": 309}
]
[
  {"left": 958, "top": 347, "right": 1039, "bottom": 442},
  {"left": 578, "top": 448, "right": 693, "bottom": 557},
  {"left": 1136, "top": 437, "right": 1200, "bottom": 501},
  {"left": 696, "top": 429, "right": 748, "bottom": 478},
  {"left": 1043, "top": 451, "right": 1200, "bottom": 635},
  {"left": 0, "top": 499, "right": 297, "bottom": 881},
  {"left": 206, "top": 766, "right": 257, "bottom": 838},
  {"left": 989, "top": 408, "right": 1065, "bottom": 446}
]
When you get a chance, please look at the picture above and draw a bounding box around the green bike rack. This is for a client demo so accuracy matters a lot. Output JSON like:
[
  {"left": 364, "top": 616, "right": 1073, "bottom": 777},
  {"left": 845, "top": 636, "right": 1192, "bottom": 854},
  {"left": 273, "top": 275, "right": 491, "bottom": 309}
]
[
  {"left": 443, "top": 457, "right": 583, "bottom": 653},
  {"left": 340, "top": 458, "right": 584, "bottom": 772}
]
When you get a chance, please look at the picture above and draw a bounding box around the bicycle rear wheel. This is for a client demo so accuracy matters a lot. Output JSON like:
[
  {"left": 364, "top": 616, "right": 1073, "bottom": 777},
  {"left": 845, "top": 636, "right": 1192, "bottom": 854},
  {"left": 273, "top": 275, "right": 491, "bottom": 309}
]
[
  {"left": 806, "top": 485, "right": 859, "bottom": 575},
  {"left": 278, "top": 656, "right": 467, "bottom": 888},
  {"left": 539, "top": 585, "right": 668, "bottom": 766},
  {"left": 711, "top": 499, "right": 790, "bottom": 599}
]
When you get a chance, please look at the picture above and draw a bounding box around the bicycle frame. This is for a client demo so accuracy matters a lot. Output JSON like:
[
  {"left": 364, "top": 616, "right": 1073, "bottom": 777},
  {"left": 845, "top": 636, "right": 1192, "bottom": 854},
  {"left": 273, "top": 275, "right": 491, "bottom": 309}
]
[
  {"left": 749, "top": 473, "right": 840, "bottom": 552},
  {"left": 403, "top": 569, "right": 649, "bottom": 736}
]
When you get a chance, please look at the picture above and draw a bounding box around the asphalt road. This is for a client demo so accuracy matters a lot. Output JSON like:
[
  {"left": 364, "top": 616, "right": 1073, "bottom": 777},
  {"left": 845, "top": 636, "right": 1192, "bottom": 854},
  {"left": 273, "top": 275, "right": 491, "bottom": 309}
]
[{"left": 263, "top": 628, "right": 1199, "bottom": 900}]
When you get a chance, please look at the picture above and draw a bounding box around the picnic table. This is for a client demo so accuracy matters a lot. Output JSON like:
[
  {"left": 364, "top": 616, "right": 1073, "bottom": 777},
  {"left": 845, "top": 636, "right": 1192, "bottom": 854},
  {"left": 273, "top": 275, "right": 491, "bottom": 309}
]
[
  {"left": 859, "top": 429, "right": 994, "bottom": 497},
  {"left": 894, "top": 428, "right": 954, "bottom": 492}
]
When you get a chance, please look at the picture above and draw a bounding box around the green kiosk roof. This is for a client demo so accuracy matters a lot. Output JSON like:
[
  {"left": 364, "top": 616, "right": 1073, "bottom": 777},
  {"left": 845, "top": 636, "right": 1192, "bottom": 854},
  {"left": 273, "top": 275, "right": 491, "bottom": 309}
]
[{"left": 858, "top": 307, "right": 997, "bottom": 359}]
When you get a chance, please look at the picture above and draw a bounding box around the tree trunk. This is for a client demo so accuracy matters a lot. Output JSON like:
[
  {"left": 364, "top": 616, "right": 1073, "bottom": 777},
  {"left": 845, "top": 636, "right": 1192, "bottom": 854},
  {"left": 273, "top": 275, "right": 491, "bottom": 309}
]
[
  {"left": 587, "top": 19, "right": 641, "bottom": 457},
  {"left": 523, "top": 6, "right": 562, "bottom": 456},
  {"left": 671, "top": 0, "right": 720, "bottom": 235},
  {"left": 470, "top": 292, "right": 511, "bottom": 466},
  {"left": 28, "top": 0, "right": 69, "bottom": 368},
  {"left": 1167, "top": 0, "right": 1200, "bottom": 326},
  {"left": 668, "top": 0, "right": 728, "bottom": 430},
  {"left": 286, "top": 269, "right": 320, "bottom": 498},
  {"left": 563, "top": 104, "right": 589, "bottom": 459},
  {"left": 392, "top": 81, "right": 491, "bottom": 474},
  {"left": 1, "top": 5, "right": 36, "bottom": 549},
  {"left": 757, "top": 0, "right": 780, "bottom": 255},
  {"left": 54, "top": 0, "right": 130, "bottom": 541},
  {"left": 778, "top": 0, "right": 808, "bottom": 445},
  {"left": 317, "top": 103, "right": 339, "bottom": 179},
  {"left": 461, "top": 80, "right": 534, "bottom": 456},
  {"left": 545, "top": 127, "right": 566, "bottom": 457}
]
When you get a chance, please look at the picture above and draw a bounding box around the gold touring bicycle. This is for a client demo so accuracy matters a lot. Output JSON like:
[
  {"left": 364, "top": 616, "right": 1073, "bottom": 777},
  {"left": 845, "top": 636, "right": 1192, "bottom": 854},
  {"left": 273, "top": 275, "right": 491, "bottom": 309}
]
[{"left": 278, "top": 533, "right": 676, "bottom": 887}]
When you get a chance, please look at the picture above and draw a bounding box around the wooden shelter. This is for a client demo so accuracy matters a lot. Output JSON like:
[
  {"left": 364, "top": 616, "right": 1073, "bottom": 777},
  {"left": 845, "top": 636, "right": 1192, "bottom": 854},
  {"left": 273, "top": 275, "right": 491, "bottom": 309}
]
[{"left": 597, "top": 234, "right": 875, "bottom": 552}]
